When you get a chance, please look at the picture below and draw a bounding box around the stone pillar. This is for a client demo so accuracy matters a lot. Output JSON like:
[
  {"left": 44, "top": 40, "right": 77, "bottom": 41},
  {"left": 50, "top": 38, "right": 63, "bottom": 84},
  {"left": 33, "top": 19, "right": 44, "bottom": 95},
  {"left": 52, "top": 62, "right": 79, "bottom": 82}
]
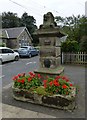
[{"left": 34, "top": 12, "right": 65, "bottom": 80}]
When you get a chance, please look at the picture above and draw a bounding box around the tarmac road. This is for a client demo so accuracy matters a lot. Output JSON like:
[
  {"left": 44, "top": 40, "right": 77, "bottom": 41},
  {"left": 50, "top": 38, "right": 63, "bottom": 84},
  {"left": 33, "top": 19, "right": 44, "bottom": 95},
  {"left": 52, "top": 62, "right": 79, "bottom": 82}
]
[{"left": 1, "top": 56, "right": 86, "bottom": 119}]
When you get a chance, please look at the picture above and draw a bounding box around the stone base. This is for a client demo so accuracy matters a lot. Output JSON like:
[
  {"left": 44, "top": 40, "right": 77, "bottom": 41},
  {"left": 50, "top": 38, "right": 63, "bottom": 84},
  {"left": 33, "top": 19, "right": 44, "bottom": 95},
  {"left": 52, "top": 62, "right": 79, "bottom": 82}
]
[
  {"left": 12, "top": 86, "right": 76, "bottom": 111},
  {"left": 34, "top": 66, "right": 64, "bottom": 80}
]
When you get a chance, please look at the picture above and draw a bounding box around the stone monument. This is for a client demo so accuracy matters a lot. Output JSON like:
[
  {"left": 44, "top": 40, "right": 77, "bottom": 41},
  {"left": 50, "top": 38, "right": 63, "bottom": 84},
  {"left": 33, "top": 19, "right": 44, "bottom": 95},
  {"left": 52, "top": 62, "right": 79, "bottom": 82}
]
[{"left": 34, "top": 12, "right": 65, "bottom": 79}]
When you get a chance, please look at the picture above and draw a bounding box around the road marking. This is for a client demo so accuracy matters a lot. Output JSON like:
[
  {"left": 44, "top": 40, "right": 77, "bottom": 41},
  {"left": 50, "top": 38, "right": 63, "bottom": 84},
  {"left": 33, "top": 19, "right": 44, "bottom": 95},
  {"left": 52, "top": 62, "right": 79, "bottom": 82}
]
[
  {"left": 0, "top": 75, "right": 5, "bottom": 79},
  {"left": 26, "top": 61, "right": 36, "bottom": 65},
  {"left": 26, "top": 62, "right": 32, "bottom": 65},
  {"left": 3, "top": 83, "right": 13, "bottom": 90}
]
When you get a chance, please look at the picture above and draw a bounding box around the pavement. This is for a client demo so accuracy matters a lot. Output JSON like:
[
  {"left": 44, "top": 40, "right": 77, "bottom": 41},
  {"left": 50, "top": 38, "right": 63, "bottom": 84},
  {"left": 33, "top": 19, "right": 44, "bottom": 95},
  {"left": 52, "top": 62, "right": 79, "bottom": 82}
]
[{"left": 1, "top": 65, "right": 86, "bottom": 119}]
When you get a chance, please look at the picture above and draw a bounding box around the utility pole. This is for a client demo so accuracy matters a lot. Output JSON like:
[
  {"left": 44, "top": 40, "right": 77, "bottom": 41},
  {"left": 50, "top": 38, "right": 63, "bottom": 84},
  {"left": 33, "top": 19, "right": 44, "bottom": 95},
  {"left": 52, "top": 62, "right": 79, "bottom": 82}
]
[{"left": 85, "top": 1, "right": 87, "bottom": 17}]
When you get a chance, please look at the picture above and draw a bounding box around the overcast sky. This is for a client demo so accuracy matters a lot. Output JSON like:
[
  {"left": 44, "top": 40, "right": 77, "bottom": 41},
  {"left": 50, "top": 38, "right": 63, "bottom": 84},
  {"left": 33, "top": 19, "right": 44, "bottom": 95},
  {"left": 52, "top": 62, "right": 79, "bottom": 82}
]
[{"left": 0, "top": 0, "right": 86, "bottom": 27}]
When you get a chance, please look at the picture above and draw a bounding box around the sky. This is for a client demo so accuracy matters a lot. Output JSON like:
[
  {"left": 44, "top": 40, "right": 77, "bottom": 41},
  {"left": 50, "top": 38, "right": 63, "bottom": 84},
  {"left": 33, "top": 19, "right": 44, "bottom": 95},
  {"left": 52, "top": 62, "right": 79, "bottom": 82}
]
[{"left": 0, "top": 0, "right": 86, "bottom": 27}]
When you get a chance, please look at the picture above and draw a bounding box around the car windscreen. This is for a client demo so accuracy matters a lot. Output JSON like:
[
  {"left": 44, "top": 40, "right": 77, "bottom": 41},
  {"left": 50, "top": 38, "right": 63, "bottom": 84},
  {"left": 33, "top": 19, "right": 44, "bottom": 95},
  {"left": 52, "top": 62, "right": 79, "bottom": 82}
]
[{"left": 21, "top": 47, "right": 28, "bottom": 49}]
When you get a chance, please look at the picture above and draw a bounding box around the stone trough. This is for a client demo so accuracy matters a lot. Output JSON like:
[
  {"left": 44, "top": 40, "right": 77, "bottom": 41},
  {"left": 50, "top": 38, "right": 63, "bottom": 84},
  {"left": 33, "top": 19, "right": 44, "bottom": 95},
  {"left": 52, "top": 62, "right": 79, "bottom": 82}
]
[{"left": 12, "top": 86, "right": 76, "bottom": 111}]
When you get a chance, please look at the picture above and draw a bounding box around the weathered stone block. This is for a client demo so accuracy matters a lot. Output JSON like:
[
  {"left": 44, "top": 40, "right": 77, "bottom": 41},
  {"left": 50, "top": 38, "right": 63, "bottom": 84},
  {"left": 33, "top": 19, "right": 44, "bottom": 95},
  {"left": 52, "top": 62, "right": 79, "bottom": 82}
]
[
  {"left": 40, "top": 46, "right": 61, "bottom": 57},
  {"left": 12, "top": 86, "right": 76, "bottom": 111},
  {"left": 39, "top": 37, "right": 61, "bottom": 46},
  {"left": 39, "top": 57, "right": 61, "bottom": 68},
  {"left": 34, "top": 66, "right": 64, "bottom": 80}
]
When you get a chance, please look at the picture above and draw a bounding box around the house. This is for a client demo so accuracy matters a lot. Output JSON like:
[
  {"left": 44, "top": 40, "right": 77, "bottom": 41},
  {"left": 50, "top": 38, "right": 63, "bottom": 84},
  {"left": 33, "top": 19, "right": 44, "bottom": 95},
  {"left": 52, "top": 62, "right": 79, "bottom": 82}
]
[{"left": 0, "top": 27, "right": 32, "bottom": 49}]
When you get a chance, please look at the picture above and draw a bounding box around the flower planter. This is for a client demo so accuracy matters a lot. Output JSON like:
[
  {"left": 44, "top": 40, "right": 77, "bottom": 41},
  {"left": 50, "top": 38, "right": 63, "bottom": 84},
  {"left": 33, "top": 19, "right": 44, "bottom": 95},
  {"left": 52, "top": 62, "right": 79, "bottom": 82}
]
[{"left": 12, "top": 86, "right": 76, "bottom": 111}]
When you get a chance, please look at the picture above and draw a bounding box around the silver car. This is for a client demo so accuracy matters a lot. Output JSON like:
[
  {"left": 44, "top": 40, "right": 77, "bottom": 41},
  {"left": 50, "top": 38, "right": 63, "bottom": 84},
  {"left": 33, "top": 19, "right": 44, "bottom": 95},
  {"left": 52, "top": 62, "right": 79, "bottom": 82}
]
[
  {"left": 0, "top": 47, "right": 19, "bottom": 64},
  {"left": 18, "top": 46, "right": 39, "bottom": 58}
]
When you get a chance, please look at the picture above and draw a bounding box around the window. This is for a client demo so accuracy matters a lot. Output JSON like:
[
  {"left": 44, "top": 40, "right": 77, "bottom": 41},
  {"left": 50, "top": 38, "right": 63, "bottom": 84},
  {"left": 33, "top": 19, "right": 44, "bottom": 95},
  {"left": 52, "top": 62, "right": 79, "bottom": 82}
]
[{"left": 2, "top": 49, "right": 14, "bottom": 53}]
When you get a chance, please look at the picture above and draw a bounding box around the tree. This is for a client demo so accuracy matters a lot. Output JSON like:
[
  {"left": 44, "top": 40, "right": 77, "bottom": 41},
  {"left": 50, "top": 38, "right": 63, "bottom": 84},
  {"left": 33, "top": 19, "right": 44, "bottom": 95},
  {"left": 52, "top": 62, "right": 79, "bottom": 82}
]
[
  {"left": 20, "top": 12, "right": 38, "bottom": 45},
  {"left": 55, "top": 15, "right": 87, "bottom": 44},
  {"left": 2, "top": 12, "right": 20, "bottom": 28},
  {"left": 79, "top": 36, "right": 87, "bottom": 52},
  {"left": 20, "top": 12, "right": 37, "bottom": 34}
]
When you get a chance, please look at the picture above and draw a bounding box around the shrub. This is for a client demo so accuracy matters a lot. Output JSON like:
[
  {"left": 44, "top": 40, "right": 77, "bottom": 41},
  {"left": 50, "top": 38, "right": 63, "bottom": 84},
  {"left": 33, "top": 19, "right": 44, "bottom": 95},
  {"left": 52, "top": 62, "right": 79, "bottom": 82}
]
[
  {"left": 79, "top": 36, "right": 87, "bottom": 52},
  {"left": 61, "top": 40, "right": 79, "bottom": 52}
]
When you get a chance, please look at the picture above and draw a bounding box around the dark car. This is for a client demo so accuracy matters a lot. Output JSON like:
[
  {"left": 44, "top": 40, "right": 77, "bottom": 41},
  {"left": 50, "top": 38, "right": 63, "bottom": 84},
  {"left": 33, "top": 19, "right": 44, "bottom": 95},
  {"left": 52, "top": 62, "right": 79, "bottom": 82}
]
[{"left": 18, "top": 46, "right": 39, "bottom": 58}]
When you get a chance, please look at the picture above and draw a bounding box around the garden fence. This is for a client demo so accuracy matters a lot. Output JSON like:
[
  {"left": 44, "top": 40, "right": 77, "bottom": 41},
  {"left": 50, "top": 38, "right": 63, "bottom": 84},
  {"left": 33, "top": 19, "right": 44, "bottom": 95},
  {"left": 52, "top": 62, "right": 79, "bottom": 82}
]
[{"left": 62, "top": 52, "right": 87, "bottom": 64}]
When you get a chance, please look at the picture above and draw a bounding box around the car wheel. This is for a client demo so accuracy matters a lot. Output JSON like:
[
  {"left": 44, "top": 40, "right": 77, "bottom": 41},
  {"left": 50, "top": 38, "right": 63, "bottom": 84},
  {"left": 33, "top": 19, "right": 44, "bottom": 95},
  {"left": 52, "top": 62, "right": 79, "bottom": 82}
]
[
  {"left": 15, "top": 56, "right": 19, "bottom": 61},
  {"left": 28, "top": 53, "right": 32, "bottom": 58}
]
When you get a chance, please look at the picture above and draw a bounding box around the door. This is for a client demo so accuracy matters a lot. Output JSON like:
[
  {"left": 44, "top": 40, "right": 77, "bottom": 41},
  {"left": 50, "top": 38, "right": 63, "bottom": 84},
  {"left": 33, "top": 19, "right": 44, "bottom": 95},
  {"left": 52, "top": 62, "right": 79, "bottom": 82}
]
[
  {"left": 2, "top": 48, "right": 14, "bottom": 62},
  {"left": 2, "top": 49, "right": 9, "bottom": 62},
  {"left": 5, "top": 49, "right": 15, "bottom": 61}
]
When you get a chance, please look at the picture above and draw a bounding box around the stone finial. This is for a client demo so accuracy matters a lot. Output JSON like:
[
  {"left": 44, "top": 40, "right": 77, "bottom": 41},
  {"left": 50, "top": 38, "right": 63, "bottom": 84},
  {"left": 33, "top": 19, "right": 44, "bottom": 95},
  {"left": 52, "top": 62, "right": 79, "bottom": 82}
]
[{"left": 40, "top": 12, "right": 56, "bottom": 29}]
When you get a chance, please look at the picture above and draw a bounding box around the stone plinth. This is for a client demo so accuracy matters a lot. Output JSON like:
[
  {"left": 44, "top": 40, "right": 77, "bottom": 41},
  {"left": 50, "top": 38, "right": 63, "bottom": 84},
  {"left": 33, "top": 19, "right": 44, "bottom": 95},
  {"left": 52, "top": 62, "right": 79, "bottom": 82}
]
[{"left": 34, "top": 66, "right": 64, "bottom": 81}]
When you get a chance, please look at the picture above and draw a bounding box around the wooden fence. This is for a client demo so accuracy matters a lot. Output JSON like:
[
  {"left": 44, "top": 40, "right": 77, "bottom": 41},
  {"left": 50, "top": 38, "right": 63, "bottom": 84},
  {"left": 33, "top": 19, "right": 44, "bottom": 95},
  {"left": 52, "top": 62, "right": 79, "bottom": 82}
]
[{"left": 62, "top": 52, "right": 87, "bottom": 64}]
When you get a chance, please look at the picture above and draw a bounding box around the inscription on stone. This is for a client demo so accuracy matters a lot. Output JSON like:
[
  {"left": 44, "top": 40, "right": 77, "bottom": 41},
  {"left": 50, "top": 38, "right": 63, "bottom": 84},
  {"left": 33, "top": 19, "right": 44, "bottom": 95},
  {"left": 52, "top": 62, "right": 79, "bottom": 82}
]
[{"left": 44, "top": 40, "right": 51, "bottom": 45}]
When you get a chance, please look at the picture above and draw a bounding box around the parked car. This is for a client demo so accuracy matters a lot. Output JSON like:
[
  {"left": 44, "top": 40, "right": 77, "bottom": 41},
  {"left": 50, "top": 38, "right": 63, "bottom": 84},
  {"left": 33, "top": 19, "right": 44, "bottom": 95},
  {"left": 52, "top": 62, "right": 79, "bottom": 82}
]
[
  {"left": 17, "top": 46, "right": 39, "bottom": 58},
  {"left": 0, "top": 47, "right": 19, "bottom": 64}
]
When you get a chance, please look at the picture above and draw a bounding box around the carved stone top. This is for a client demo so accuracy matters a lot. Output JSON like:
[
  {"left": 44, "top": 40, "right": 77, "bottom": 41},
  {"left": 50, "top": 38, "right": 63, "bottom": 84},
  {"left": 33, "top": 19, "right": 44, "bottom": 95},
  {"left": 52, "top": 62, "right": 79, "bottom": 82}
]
[
  {"left": 33, "top": 12, "right": 65, "bottom": 38},
  {"left": 40, "top": 12, "right": 56, "bottom": 29}
]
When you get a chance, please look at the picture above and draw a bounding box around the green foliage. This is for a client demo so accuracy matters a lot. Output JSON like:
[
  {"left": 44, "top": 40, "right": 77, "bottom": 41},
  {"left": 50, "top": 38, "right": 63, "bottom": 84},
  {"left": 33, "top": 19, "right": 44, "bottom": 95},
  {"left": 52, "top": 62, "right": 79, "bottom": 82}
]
[
  {"left": 55, "top": 15, "right": 87, "bottom": 45},
  {"left": 36, "top": 86, "right": 47, "bottom": 95},
  {"left": 20, "top": 12, "right": 37, "bottom": 34},
  {"left": 2, "top": 12, "right": 20, "bottom": 28},
  {"left": 79, "top": 36, "right": 87, "bottom": 52},
  {"left": 0, "top": 43, "right": 6, "bottom": 47},
  {"left": 61, "top": 40, "right": 79, "bottom": 52}
]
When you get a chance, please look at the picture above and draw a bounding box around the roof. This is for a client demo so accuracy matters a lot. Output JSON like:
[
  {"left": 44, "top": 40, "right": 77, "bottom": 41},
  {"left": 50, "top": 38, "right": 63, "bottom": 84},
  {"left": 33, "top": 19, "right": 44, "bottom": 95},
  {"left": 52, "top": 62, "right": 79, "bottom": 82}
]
[{"left": 0, "top": 27, "right": 32, "bottom": 40}]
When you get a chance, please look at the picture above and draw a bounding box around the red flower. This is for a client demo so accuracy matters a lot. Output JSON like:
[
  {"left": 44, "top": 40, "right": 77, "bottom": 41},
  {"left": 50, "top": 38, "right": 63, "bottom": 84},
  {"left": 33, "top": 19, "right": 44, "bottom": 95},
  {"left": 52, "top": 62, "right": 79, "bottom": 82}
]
[
  {"left": 61, "top": 76, "right": 69, "bottom": 82},
  {"left": 18, "top": 74, "right": 21, "bottom": 77},
  {"left": 43, "top": 80, "right": 47, "bottom": 88},
  {"left": 70, "top": 83, "right": 73, "bottom": 86},
  {"left": 29, "top": 72, "right": 34, "bottom": 76},
  {"left": 62, "top": 84, "right": 68, "bottom": 89},
  {"left": 28, "top": 77, "right": 32, "bottom": 82},
  {"left": 44, "top": 83, "right": 47, "bottom": 88},
  {"left": 66, "top": 79, "right": 69, "bottom": 82},
  {"left": 55, "top": 76, "right": 61, "bottom": 79},
  {"left": 17, "top": 79, "right": 21, "bottom": 83},
  {"left": 32, "top": 74, "right": 36, "bottom": 78},
  {"left": 12, "top": 76, "right": 19, "bottom": 80},
  {"left": 43, "top": 80, "right": 47, "bottom": 83},
  {"left": 49, "top": 81, "right": 53, "bottom": 86},
  {"left": 53, "top": 79, "right": 60, "bottom": 86},
  {"left": 21, "top": 79, "right": 25, "bottom": 84},
  {"left": 37, "top": 74, "right": 41, "bottom": 79}
]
